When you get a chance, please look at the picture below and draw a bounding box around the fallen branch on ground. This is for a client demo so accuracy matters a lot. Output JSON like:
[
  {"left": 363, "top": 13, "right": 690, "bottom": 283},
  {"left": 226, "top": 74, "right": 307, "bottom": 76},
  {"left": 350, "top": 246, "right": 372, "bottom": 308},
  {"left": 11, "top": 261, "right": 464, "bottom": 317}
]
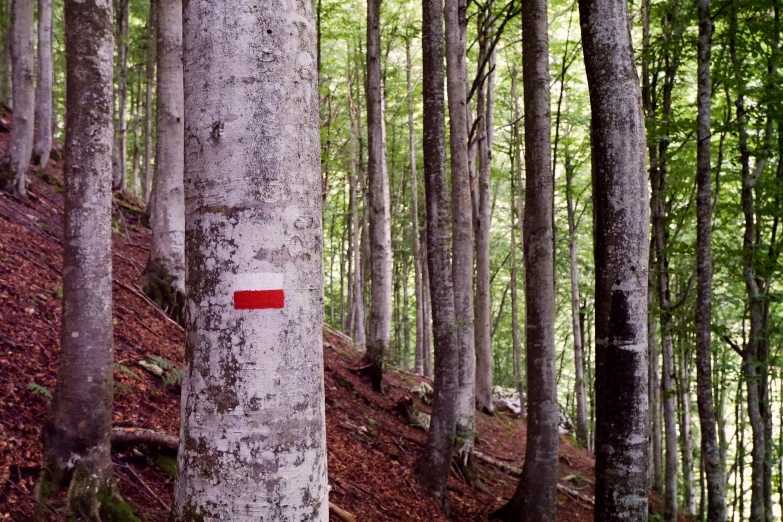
[
  {"left": 329, "top": 502, "right": 357, "bottom": 522},
  {"left": 111, "top": 427, "right": 179, "bottom": 451},
  {"left": 472, "top": 450, "right": 594, "bottom": 506}
]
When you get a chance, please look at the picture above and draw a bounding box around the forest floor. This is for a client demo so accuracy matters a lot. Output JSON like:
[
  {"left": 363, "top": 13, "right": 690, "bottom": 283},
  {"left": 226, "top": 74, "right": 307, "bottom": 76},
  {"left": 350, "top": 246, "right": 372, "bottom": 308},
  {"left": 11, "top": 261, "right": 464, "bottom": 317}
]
[{"left": 0, "top": 116, "right": 681, "bottom": 521}]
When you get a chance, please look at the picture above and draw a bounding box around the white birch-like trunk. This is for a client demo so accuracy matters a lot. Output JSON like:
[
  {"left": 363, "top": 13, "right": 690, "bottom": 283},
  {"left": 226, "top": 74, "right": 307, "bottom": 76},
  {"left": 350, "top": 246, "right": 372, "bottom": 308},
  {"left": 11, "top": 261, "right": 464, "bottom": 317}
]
[
  {"left": 32, "top": 0, "right": 53, "bottom": 167},
  {"left": 1, "top": 0, "right": 34, "bottom": 198},
  {"left": 146, "top": 0, "right": 185, "bottom": 292},
  {"left": 174, "top": 1, "right": 327, "bottom": 520},
  {"left": 41, "top": 0, "right": 117, "bottom": 515}
]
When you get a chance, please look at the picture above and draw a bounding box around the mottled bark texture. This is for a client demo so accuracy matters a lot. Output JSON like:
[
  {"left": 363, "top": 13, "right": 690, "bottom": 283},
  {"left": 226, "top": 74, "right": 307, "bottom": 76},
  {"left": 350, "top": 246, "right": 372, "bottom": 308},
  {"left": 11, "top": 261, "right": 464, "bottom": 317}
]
[
  {"left": 364, "top": 0, "right": 392, "bottom": 392},
  {"left": 0, "top": 0, "right": 10, "bottom": 108},
  {"left": 32, "top": 0, "right": 53, "bottom": 167},
  {"left": 418, "top": 0, "right": 459, "bottom": 503},
  {"left": 143, "top": 0, "right": 185, "bottom": 324},
  {"left": 494, "top": 0, "right": 559, "bottom": 518},
  {"left": 445, "top": 0, "right": 476, "bottom": 461},
  {"left": 578, "top": 0, "right": 651, "bottom": 518},
  {"left": 174, "top": 1, "right": 327, "bottom": 520},
  {"left": 1, "top": 0, "right": 34, "bottom": 199},
  {"left": 40, "top": 0, "right": 120, "bottom": 518}
]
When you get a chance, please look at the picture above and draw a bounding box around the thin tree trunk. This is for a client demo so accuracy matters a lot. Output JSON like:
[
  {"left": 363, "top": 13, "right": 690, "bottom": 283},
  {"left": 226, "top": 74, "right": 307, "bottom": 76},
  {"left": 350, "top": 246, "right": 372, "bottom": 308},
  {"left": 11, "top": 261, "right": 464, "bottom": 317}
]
[
  {"left": 130, "top": 75, "right": 142, "bottom": 197},
  {"left": 417, "top": 0, "right": 459, "bottom": 503},
  {"left": 566, "top": 161, "right": 588, "bottom": 446},
  {"left": 648, "top": 244, "right": 663, "bottom": 493},
  {"left": 579, "top": 0, "right": 650, "bottom": 517},
  {"left": 730, "top": 7, "right": 767, "bottom": 520},
  {"left": 142, "top": 0, "right": 155, "bottom": 204},
  {"left": 32, "top": 0, "right": 53, "bottom": 167},
  {"left": 407, "top": 37, "right": 424, "bottom": 376},
  {"left": 511, "top": 65, "right": 525, "bottom": 403},
  {"left": 421, "top": 239, "right": 434, "bottom": 378},
  {"left": 473, "top": 7, "right": 494, "bottom": 415},
  {"left": 142, "top": 0, "right": 185, "bottom": 319},
  {"left": 445, "top": 0, "right": 476, "bottom": 462},
  {"left": 509, "top": 141, "right": 522, "bottom": 413},
  {"left": 348, "top": 52, "right": 365, "bottom": 346},
  {"left": 174, "top": 1, "right": 327, "bottom": 519},
  {"left": 677, "top": 340, "right": 695, "bottom": 515},
  {"left": 364, "top": 0, "right": 392, "bottom": 392},
  {"left": 1, "top": 0, "right": 34, "bottom": 199},
  {"left": 112, "top": 0, "right": 129, "bottom": 191},
  {"left": 0, "top": 0, "right": 10, "bottom": 108},
  {"left": 40, "top": 0, "right": 117, "bottom": 515}
]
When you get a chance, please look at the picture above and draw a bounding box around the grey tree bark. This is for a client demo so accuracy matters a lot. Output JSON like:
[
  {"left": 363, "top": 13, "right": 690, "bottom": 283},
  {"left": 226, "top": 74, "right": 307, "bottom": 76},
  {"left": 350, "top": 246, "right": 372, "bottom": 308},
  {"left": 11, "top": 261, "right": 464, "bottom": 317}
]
[
  {"left": 348, "top": 55, "right": 365, "bottom": 346},
  {"left": 0, "top": 0, "right": 10, "bottom": 108},
  {"left": 578, "top": 0, "right": 651, "bottom": 518},
  {"left": 40, "top": 0, "right": 119, "bottom": 517},
  {"left": 494, "top": 0, "right": 559, "bottom": 516},
  {"left": 473, "top": 9, "right": 494, "bottom": 415},
  {"left": 444, "top": 0, "right": 476, "bottom": 462},
  {"left": 143, "top": 0, "right": 185, "bottom": 321},
  {"left": 141, "top": 0, "right": 155, "bottom": 204},
  {"left": 1, "top": 0, "right": 34, "bottom": 199},
  {"left": 174, "top": 1, "right": 328, "bottom": 519},
  {"left": 364, "top": 0, "right": 392, "bottom": 392},
  {"left": 111, "top": 0, "right": 130, "bottom": 191},
  {"left": 417, "top": 0, "right": 459, "bottom": 503},
  {"left": 511, "top": 66, "right": 525, "bottom": 404},
  {"left": 32, "top": 0, "right": 53, "bottom": 167}
]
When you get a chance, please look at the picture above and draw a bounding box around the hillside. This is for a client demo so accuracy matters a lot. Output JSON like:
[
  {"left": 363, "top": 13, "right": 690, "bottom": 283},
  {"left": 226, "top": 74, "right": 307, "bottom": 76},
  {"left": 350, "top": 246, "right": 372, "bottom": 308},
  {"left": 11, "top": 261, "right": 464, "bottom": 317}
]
[{"left": 1, "top": 118, "right": 621, "bottom": 521}]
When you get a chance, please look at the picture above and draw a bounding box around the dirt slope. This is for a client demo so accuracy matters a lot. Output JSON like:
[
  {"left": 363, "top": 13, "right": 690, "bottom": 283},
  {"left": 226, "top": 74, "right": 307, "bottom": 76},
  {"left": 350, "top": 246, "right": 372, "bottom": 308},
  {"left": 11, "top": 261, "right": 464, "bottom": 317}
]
[{"left": 0, "top": 117, "right": 633, "bottom": 521}]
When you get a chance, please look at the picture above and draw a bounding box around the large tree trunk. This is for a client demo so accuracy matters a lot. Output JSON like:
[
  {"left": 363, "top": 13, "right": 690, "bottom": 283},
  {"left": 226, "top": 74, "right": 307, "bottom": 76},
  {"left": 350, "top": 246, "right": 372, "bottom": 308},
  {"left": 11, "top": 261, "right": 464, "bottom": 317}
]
[
  {"left": 406, "top": 37, "right": 424, "bottom": 376},
  {"left": 579, "top": 0, "right": 650, "bottom": 518},
  {"left": 141, "top": 0, "right": 156, "bottom": 204},
  {"left": 417, "top": 0, "right": 459, "bottom": 503},
  {"left": 445, "top": 0, "right": 476, "bottom": 461},
  {"left": 473, "top": 9, "right": 494, "bottom": 415},
  {"left": 1, "top": 0, "right": 34, "bottom": 199},
  {"left": 32, "top": 0, "right": 53, "bottom": 167},
  {"left": 174, "top": 1, "right": 327, "bottom": 519},
  {"left": 494, "top": 0, "right": 559, "bottom": 517},
  {"left": 111, "top": 0, "right": 130, "bottom": 192},
  {"left": 143, "top": 0, "right": 185, "bottom": 321},
  {"left": 566, "top": 162, "right": 589, "bottom": 447},
  {"left": 363, "top": 0, "right": 392, "bottom": 392},
  {"left": 40, "top": 0, "right": 119, "bottom": 516}
]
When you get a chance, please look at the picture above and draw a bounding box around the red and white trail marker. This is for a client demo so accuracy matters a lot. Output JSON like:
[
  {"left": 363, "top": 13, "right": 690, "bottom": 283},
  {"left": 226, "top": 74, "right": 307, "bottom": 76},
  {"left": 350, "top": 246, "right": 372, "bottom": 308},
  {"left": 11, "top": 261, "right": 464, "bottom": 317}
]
[{"left": 233, "top": 273, "right": 285, "bottom": 310}]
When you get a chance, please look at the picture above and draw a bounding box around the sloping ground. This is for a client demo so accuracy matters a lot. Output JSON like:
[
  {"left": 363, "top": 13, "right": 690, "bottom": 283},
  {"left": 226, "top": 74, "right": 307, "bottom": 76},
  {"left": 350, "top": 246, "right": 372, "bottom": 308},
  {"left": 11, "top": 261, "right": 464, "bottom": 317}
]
[{"left": 1, "top": 117, "right": 647, "bottom": 521}]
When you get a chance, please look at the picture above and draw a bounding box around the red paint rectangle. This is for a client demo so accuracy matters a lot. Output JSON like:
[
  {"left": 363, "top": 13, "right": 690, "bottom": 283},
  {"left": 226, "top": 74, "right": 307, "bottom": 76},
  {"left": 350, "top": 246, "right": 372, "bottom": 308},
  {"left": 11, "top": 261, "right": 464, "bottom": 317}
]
[{"left": 234, "top": 289, "right": 285, "bottom": 310}]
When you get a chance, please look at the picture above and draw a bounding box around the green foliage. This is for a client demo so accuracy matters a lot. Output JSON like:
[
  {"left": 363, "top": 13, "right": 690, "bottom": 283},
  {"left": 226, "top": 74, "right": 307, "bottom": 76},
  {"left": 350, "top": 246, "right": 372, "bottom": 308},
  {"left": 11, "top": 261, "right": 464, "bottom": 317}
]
[
  {"left": 146, "top": 354, "right": 182, "bottom": 386},
  {"left": 27, "top": 382, "right": 52, "bottom": 402}
]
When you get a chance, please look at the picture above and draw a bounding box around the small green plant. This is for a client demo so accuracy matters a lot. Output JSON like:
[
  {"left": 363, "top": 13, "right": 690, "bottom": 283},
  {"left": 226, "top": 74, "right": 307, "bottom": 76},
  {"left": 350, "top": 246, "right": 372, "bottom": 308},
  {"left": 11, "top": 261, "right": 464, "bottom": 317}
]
[
  {"left": 146, "top": 354, "right": 182, "bottom": 386},
  {"left": 114, "top": 363, "right": 143, "bottom": 381},
  {"left": 51, "top": 284, "right": 63, "bottom": 300},
  {"left": 114, "top": 381, "right": 133, "bottom": 395},
  {"left": 27, "top": 382, "right": 52, "bottom": 403}
]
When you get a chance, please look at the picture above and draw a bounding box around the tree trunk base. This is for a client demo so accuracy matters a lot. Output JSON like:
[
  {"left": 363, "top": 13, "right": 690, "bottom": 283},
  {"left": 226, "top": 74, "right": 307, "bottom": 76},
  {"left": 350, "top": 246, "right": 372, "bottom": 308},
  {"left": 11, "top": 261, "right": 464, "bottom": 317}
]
[{"left": 140, "top": 261, "right": 185, "bottom": 326}]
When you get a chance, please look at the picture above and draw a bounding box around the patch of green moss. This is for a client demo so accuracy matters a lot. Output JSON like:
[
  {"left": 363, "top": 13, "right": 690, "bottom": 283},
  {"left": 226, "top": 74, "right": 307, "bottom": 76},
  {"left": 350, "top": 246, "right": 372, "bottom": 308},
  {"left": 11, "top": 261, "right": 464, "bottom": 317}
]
[
  {"left": 152, "top": 453, "right": 178, "bottom": 479},
  {"left": 97, "top": 490, "right": 141, "bottom": 522}
]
